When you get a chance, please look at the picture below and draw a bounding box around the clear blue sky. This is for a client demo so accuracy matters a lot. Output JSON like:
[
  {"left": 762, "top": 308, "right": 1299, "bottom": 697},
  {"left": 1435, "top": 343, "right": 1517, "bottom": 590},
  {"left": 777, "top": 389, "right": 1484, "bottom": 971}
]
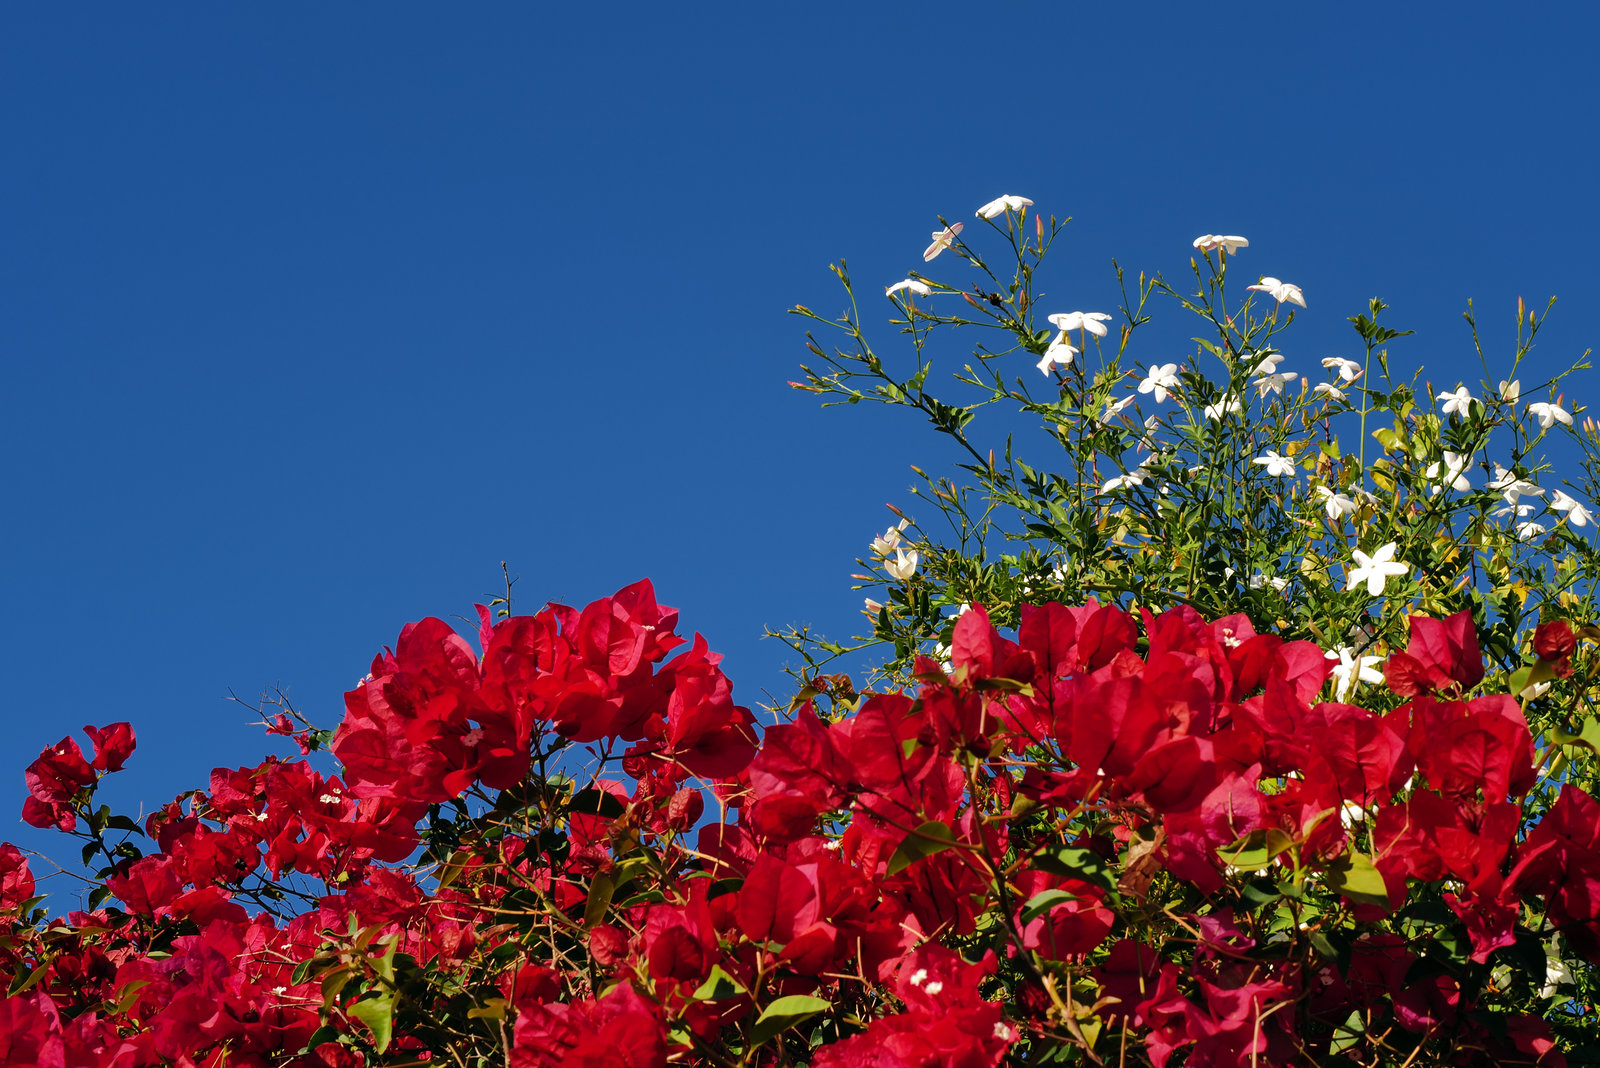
[{"left": 4, "top": 4, "right": 1598, "bottom": 884}]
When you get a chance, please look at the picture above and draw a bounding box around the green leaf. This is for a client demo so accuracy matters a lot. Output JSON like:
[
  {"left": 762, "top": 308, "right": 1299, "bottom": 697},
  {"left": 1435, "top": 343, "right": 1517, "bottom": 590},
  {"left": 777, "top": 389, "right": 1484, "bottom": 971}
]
[
  {"left": 886, "top": 821, "right": 959, "bottom": 876},
  {"left": 584, "top": 870, "right": 616, "bottom": 929},
  {"left": 691, "top": 964, "right": 747, "bottom": 1002},
  {"left": 1033, "top": 846, "right": 1115, "bottom": 891},
  {"left": 751, "top": 995, "right": 832, "bottom": 1044},
  {"left": 1551, "top": 715, "right": 1600, "bottom": 756},
  {"left": 570, "top": 788, "right": 626, "bottom": 819},
  {"left": 348, "top": 993, "right": 395, "bottom": 1055},
  {"left": 1020, "top": 888, "right": 1078, "bottom": 924},
  {"left": 320, "top": 966, "right": 353, "bottom": 1011},
  {"left": 467, "top": 998, "right": 508, "bottom": 1020},
  {"left": 1327, "top": 852, "right": 1388, "bottom": 909},
  {"left": 1218, "top": 829, "right": 1295, "bottom": 872}
]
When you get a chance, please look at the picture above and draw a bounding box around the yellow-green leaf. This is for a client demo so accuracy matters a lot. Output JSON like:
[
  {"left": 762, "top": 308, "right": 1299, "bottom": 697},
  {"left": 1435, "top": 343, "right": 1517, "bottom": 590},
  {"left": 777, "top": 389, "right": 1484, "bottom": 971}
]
[
  {"left": 886, "top": 821, "right": 959, "bottom": 876},
  {"left": 751, "top": 994, "right": 831, "bottom": 1044}
]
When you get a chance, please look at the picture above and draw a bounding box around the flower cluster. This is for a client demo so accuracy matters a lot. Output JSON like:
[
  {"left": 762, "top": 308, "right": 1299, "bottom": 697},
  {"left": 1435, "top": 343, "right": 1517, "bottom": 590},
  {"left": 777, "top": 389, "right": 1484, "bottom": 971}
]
[{"left": 3, "top": 585, "right": 1596, "bottom": 1066}]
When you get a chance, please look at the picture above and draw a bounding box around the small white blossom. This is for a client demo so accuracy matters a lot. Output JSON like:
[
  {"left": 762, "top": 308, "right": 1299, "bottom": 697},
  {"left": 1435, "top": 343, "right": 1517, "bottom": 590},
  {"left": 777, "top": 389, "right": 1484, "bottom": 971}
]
[
  {"left": 1204, "top": 396, "right": 1242, "bottom": 421},
  {"left": 864, "top": 597, "right": 885, "bottom": 615},
  {"left": 1313, "top": 383, "right": 1345, "bottom": 401},
  {"left": 1340, "top": 800, "right": 1370, "bottom": 830},
  {"left": 1252, "top": 353, "right": 1286, "bottom": 376},
  {"left": 1438, "top": 385, "right": 1477, "bottom": 416},
  {"left": 1425, "top": 451, "right": 1472, "bottom": 493},
  {"left": 1543, "top": 955, "right": 1574, "bottom": 999},
  {"left": 1489, "top": 465, "right": 1544, "bottom": 508},
  {"left": 1322, "top": 356, "right": 1363, "bottom": 383},
  {"left": 976, "top": 194, "right": 1033, "bottom": 219},
  {"left": 1036, "top": 338, "right": 1079, "bottom": 375},
  {"left": 1048, "top": 311, "right": 1113, "bottom": 337},
  {"left": 1517, "top": 520, "right": 1547, "bottom": 541},
  {"left": 923, "top": 980, "right": 944, "bottom": 996},
  {"left": 1254, "top": 371, "right": 1298, "bottom": 399},
  {"left": 885, "top": 549, "right": 919, "bottom": 581},
  {"left": 1252, "top": 449, "right": 1296, "bottom": 477},
  {"left": 909, "top": 968, "right": 929, "bottom": 987},
  {"left": 1494, "top": 503, "right": 1537, "bottom": 520},
  {"left": 1099, "top": 469, "right": 1148, "bottom": 494},
  {"left": 1247, "top": 277, "right": 1306, "bottom": 308},
  {"left": 1249, "top": 573, "right": 1289, "bottom": 592},
  {"left": 1094, "top": 395, "right": 1135, "bottom": 426},
  {"left": 871, "top": 519, "right": 909, "bottom": 556},
  {"left": 1499, "top": 379, "right": 1521, "bottom": 404},
  {"left": 1326, "top": 646, "right": 1383, "bottom": 701},
  {"left": 1314, "top": 485, "right": 1358, "bottom": 520},
  {"left": 885, "top": 278, "right": 932, "bottom": 298},
  {"left": 1193, "top": 234, "right": 1249, "bottom": 254},
  {"left": 1345, "top": 543, "right": 1409, "bottom": 597},
  {"left": 319, "top": 793, "right": 342, "bottom": 805},
  {"left": 993, "top": 1022, "right": 1014, "bottom": 1041},
  {"left": 1138, "top": 363, "right": 1181, "bottom": 404},
  {"left": 1551, "top": 490, "right": 1595, "bottom": 527},
  {"left": 923, "top": 223, "right": 964, "bottom": 262},
  {"left": 1527, "top": 400, "right": 1573, "bottom": 429}
]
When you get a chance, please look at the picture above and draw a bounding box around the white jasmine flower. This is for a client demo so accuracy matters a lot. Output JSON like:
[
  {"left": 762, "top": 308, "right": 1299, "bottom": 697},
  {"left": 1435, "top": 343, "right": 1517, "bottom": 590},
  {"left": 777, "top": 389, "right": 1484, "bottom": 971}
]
[
  {"left": 1551, "top": 490, "right": 1595, "bottom": 527},
  {"left": 885, "top": 549, "right": 919, "bottom": 581},
  {"left": 1252, "top": 450, "right": 1296, "bottom": 477},
  {"left": 1340, "top": 800, "right": 1370, "bottom": 830},
  {"left": 1313, "top": 383, "right": 1345, "bottom": 401},
  {"left": 1249, "top": 574, "right": 1289, "bottom": 592},
  {"left": 1099, "top": 470, "right": 1148, "bottom": 494},
  {"left": 1426, "top": 451, "right": 1472, "bottom": 493},
  {"left": 1254, "top": 371, "right": 1298, "bottom": 398},
  {"left": 1542, "top": 955, "right": 1574, "bottom": 998},
  {"left": 1047, "top": 311, "right": 1113, "bottom": 337},
  {"left": 976, "top": 194, "right": 1033, "bottom": 219},
  {"left": 923, "top": 223, "right": 964, "bottom": 262},
  {"left": 1252, "top": 353, "right": 1285, "bottom": 376},
  {"left": 1036, "top": 339, "right": 1079, "bottom": 374},
  {"left": 1345, "top": 543, "right": 1409, "bottom": 597},
  {"left": 864, "top": 598, "right": 885, "bottom": 615},
  {"left": 1204, "top": 396, "right": 1242, "bottom": 421},
  {"left": 885, "top": 278, "right": 932, "bottom": 298},
  {"left": 1517, "top": 520, "right": 1547, "bottom": 541},
  {"left": 1494, "top": 503, "right": 1537, "bottom": 520},
  {"left": 1528, "top": 401, "right": 1573, "bottom": 429},
  {"left": 1137, "top": 363, "right": 1181, "bottom": 404},
  {"left": 871, "top": 519, "right": 910, "bottom": 557},
  {"left": 1322, "top": 356, "right": 1363, "bottom": 383},
  {"left": 1193, "top": 234, "right": 1249, "bottom": 254},
  {"left": 1314, "top": 485, "right": 1358, "bottom": 520},
  {"left": 1247, "top": 277, "right": 1306, "bottom": 308},
  {"left": 1489, "top": 466, "right": 1544, "bottom": 508},
  {"left": 1326, "top": 646, "right": 1384, "bottom": 701},
  {"left": 1499, "top": 379, "right": 1521, "bottom": 404},
  {"left": 1439, "top": 386, "right": 1477, "bottom": 417},
  {"left": 1093, "top": 395, "right": 1134, "bottom": 426}
]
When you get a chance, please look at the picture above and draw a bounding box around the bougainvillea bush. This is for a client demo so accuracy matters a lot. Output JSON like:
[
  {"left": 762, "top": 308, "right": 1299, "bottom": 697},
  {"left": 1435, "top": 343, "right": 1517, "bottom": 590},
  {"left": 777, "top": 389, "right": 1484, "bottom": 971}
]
[
  {"left": 4, "top": 585, "right": 1598, "bottom": 1066},
  {"left": 5, "top": 198, "right": 1600, "bottom": 1065}
]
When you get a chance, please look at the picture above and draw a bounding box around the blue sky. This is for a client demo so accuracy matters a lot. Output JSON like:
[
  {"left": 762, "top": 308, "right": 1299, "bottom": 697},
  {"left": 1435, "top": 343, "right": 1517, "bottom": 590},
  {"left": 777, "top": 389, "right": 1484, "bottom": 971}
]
[{"left": 4, "top": 3, "right": 1598, "bottom": 889}]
